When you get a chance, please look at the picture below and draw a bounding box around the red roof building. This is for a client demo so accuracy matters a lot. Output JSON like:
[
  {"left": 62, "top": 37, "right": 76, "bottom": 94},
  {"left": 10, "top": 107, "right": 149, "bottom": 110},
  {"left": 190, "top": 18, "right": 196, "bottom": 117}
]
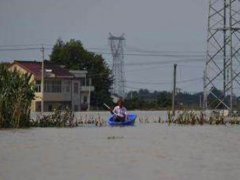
[
  {"left": 12, "top": 60, "right": 73, "bottom": 80},
  {"left": 8, "top": 60, "right": 94, "bottom": 112}
]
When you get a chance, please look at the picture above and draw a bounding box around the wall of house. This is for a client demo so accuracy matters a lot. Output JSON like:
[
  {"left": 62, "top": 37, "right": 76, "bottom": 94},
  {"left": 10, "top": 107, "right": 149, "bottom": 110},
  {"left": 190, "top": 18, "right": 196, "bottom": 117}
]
[
  {"left": 34, "top": 79, "right": 76, "bottom": 112},
  {"left": 30, "top": 78, "right": 85, "bottom": 112}
]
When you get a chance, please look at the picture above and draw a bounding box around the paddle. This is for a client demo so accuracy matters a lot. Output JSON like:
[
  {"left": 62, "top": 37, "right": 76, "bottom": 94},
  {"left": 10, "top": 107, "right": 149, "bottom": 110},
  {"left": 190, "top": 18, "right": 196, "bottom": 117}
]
[{"left": 103, "top": 103, "right": 117, "bottom": 115}]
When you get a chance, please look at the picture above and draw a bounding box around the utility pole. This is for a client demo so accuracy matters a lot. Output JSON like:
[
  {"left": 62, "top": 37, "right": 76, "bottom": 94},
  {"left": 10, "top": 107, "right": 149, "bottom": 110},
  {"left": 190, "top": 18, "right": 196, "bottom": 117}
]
[
  {"left": 199, "top": 95, "right": 202, "bottom": 109},
  {"left": 172, "top": 64, "right": 177, "bottom": 116},
  {"left": 41, "top": 46, "right": 45, "bottom": 113},
  {"left": 88, "top": 78, "right": 91, "bottom": 111},
  {"left": 204, "top": 0, "right": 240, "bottom": 115}
]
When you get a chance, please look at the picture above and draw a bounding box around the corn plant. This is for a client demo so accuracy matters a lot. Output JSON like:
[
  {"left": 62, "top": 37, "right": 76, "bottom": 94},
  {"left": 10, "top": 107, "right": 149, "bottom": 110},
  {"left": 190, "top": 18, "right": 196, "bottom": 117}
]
[{"left": 0, "top": 64, "right": 35, "bottom": 128}]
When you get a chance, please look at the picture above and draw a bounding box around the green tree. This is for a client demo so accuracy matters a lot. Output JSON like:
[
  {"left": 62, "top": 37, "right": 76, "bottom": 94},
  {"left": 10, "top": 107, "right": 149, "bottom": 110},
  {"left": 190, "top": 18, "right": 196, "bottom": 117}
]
[
  {"left": 156, "top": 91, "right": 172, "bottom": 108},
  {"left": 50, "top": 39, "right": 113, "bottom": 109},
  {"left": 0, "top": 64, "right": 35, "bottom": 128}
]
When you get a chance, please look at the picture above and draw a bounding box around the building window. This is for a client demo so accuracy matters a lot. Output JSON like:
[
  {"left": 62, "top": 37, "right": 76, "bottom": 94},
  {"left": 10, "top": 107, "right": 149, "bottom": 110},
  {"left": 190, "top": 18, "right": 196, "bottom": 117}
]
[
  {"left": 74, "top": 105, "right": 78, "bottom": 111},
  {"left": 35, "top": 80, "right": 41, "bottom": 92},
  {"left": 83, "top": 96, "right": 88, "bottom": 103},
  {"left": 48, "top": 105, "right": 53, "bottom": 112},
  {"left": 45, "top": 80, "right": 62, "bottom": 93},
  {"left": 52, "top": 80, "right": 61, "bottom": 92},
  {"left": 66, "top": 81, "right": 70, "bottom": 92},
  {"left": 63, "top": 80, "right": 71, "bottom": 92},
  {"left": 74, "top": 83, "right": 78, "bottom": 94},
  {"left": 80, "top": 78, "right": 86, "bottom": 86}
]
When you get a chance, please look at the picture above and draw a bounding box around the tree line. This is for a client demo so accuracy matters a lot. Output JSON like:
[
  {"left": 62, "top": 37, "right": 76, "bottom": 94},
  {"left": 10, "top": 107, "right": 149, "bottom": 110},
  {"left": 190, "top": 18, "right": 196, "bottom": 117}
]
[{"left": 124, "top": 88, "right": 240, "bottom": 110}]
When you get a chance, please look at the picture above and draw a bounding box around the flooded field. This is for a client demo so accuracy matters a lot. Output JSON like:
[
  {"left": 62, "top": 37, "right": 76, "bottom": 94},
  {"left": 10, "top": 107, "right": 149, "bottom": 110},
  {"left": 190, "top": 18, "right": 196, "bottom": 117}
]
[{"left": 0, "top": 112, "right": 240, "bottom": 180}]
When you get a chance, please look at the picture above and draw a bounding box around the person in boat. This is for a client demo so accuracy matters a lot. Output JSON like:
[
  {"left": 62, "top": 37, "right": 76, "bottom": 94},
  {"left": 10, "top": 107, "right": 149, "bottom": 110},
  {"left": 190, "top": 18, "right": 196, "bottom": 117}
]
[{"left": 112, "top": 98, "right": 128, "bottom": 122}]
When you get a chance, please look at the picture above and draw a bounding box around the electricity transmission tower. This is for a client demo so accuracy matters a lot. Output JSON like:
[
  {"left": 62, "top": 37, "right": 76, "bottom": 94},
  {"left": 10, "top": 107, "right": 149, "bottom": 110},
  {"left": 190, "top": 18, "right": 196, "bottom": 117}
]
[
  {"left": 204, "top": 0, "right": 240, "bottom": 114},
  {"left": 109, "top": 33, "right": 125, "bottom": 97}
]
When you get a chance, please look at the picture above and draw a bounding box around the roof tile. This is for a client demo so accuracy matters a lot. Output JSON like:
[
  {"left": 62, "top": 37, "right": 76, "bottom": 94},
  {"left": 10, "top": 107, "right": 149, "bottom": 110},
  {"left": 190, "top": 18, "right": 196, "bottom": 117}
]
[{"left": 13, "top": 60, "right": 73, "bottom": 79}]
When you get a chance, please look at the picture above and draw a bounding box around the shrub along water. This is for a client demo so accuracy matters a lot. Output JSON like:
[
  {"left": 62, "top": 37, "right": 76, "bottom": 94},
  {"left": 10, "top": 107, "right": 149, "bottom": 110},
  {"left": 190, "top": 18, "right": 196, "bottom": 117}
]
[
  {"left": 166, "top": 110, "right": 240, "bottom": 125},
  {"left": 32, "top": 108, "right": 76, "bottom": 127},
  {"left": 0, "top": 64, "right": 35, "bottom": 128}
]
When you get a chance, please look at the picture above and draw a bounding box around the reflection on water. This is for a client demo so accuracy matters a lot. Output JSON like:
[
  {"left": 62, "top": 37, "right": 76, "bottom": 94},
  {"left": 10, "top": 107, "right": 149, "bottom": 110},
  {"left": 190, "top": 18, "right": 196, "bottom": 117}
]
[{"left": 1, "top": 112, "right": 240, "bottom": 180}]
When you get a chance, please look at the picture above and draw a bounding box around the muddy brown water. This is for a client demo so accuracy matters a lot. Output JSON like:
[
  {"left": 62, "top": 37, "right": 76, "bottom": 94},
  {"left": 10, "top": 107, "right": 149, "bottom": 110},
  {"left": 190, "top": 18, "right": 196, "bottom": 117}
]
[{"left": 0, "top": 111, "right": 240, "bottom": 180}]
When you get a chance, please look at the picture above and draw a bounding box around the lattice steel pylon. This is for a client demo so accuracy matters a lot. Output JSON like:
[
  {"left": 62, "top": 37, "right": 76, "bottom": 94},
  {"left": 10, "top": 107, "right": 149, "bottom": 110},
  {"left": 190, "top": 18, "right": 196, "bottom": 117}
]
[
  {"left": 204, "top": 0, "right": 240, "bottom": 113},
  {"left": 109, "top": 33, "right": 125, "bottom": 98}
]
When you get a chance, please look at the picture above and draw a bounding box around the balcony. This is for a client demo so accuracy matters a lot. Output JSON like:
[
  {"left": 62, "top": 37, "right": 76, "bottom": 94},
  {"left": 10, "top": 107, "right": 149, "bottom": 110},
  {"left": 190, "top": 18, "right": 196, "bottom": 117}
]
[
  {"left": 80, "top": 86, "right": 95, "bottom": 92},
  {"left": 44, "top": 92, "right": 72, "bottom": 101}
]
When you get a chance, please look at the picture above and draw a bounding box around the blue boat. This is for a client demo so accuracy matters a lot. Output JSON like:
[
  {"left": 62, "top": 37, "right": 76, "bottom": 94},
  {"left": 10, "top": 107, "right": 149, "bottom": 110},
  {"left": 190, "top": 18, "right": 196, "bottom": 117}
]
[{"left": 107, "top": 113, "right": 137, "bottom": 126}]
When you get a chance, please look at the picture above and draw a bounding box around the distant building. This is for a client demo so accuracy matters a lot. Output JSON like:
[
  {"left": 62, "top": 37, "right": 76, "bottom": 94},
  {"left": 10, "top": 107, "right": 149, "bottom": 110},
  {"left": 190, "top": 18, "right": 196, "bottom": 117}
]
[{"left": 8, "top": 60, "right": 94, "bottom": 112}]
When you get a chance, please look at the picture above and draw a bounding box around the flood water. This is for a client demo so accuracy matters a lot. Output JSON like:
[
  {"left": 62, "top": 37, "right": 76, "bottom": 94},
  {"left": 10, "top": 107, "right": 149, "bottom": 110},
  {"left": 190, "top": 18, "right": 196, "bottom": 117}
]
[{"left": 1, "top": 112, "right": 240, "bottom": 180}]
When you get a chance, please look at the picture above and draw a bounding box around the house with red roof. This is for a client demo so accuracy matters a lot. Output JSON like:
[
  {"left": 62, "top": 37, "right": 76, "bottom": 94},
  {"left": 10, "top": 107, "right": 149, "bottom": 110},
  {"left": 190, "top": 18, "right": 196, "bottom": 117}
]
[{"left": 8, "top": 60, "right": 94, "bottom": 112}]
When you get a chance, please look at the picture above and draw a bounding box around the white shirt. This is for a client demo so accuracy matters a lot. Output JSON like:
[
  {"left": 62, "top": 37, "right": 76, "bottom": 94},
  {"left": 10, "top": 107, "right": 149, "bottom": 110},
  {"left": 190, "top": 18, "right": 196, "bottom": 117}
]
[{"left": 113, "top": 106, "right": 128, "bottom": 118}]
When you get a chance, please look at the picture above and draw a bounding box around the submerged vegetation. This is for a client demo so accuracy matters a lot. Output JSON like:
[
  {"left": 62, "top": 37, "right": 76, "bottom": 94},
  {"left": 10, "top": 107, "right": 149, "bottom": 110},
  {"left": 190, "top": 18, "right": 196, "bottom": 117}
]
[
  {"left": 153, "top": 111, "right": 240, "bottom": 125},
  {"left": 31, "top": 108, "right": 76, "bottom": 127},
  {"left": 45, "top": 110, "right": 239, "bottom": 127},
  {"left": 0, "top": 64, "right": 35, "bottom": 128},
  {"left": 167, "top": 111, "right": 224, "bottom": 125}
]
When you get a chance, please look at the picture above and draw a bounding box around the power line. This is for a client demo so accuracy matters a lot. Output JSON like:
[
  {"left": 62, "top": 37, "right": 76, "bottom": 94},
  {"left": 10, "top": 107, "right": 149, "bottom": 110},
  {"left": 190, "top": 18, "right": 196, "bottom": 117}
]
[
  {"left": 0, "top": 47, "right": 41, "bottom": 51},
  {"left": 126, "top": 65, "right": 173, "bottom": 73},
  {"left": 0, "top": 46, "right": 205, "bottom": 59},
  {"left": 178, "top": 64, "right": 204, "bottom": 68},
  {"left": 0, "top": 43, "right": 51, "bottom": 48},
  {"left": 93, "top": 51, "right": 207, "bottom": 58},
  {"left": 0, "top": 43, "right": 208, "bottom": 59},
  {"left": 125, "top": 77, "right": 202, "bottom": 86},
  {"left": 125, "top": 59, "right": 204, "bottom": 66},
  {"left": 126, "top": 45, "right": 207, "bottom": 54}
]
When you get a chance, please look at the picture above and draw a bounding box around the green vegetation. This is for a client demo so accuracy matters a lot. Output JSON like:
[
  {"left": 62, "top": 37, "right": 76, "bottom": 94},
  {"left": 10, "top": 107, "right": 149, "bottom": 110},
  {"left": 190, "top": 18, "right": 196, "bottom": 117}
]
[
  {"left": 125, "top": 89, "right": 198, "bottom": 110},
  {"left": 50, "top": 39, "right": 113, "bottom": 109},
  {"left": 0, "top": 64, "right": 35, "bottom": 128},
  {"left": 125, "top": 88, "right": 240, "bottom": 110},
  {"left": 167, "top": 111, "right": 240, "bottom": 125},
  {"left": 125, "top": 90, "right": 172, "bottom": 110},
  {"left": 31, "top": 108, "right": 76, "bottom": 127}
]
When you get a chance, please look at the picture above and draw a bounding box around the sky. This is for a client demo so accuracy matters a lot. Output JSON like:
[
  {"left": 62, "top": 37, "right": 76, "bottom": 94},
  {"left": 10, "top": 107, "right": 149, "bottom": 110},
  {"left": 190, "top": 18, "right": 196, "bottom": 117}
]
[{"left": 0, "top": 0, "right": 209, "bottom": 93}]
